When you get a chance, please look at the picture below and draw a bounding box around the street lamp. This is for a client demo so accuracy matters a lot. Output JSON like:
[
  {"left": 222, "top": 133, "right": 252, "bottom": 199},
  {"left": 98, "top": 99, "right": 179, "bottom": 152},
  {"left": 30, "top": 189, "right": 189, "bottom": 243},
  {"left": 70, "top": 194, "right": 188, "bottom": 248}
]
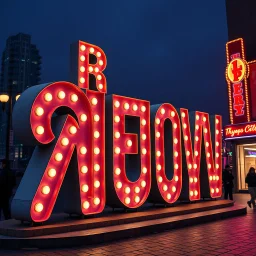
[{"left": 0, "top": 91, "right": 20, "bottom": 166}]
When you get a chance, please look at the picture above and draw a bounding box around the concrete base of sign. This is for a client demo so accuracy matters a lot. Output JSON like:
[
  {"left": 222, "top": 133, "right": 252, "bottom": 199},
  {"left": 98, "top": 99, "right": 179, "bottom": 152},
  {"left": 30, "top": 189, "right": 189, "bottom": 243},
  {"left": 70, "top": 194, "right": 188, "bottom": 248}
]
[{"left": 0, "top": 200, "right": 246, "bottom": 249}]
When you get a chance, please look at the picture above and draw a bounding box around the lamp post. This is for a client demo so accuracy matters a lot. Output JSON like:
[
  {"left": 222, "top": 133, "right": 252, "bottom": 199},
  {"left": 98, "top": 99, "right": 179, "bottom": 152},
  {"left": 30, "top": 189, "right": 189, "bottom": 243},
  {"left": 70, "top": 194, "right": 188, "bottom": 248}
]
[{"left": 0, "top": 89, "right": 20, "bottom": 167}]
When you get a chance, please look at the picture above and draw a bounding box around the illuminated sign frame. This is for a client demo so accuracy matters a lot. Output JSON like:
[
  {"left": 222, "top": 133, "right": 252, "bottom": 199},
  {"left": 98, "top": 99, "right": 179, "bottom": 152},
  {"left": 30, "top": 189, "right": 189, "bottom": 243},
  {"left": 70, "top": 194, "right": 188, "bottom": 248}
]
[{"left": 11, "top": 41, "right": 223, "bottom": 223}]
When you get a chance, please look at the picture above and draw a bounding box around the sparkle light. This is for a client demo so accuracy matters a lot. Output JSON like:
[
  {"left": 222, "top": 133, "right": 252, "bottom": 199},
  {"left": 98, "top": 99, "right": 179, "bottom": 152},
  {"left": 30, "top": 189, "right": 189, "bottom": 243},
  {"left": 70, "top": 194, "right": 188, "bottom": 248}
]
[
  {"left": 80, "top": 114, "right": 87, "bottom": 122},
  {"left": 35, "top": 203, "right": 44, "bottom": 213},
  {"left": 58, "top": 91, "right": 65, "bottom": 99},
  {"left": 36, "top": 126, "right": 44, "bottom": 135},
  {"left": 44, "top": 93, "right": 52, "bottom": 102},
  {"left": 82, "top": 184, "right": 89, "bottom": 192},
  {"left": 48, "top": 168, "right": 56, "bottom": 178},
  {"left": 81, "top": 166, "right": 88, "bottom": 174},
  {"left": 42, "top": 186, "right": 50, "bottom": 195},
  {"left": 35, "top": 107, "right": 44, "bottom": 116},
  {"left": 71, "top": 94, "right": 78, "bottom": 102},
  {"left": 55, "top": 153, "right": 63, "bottom": 161}
]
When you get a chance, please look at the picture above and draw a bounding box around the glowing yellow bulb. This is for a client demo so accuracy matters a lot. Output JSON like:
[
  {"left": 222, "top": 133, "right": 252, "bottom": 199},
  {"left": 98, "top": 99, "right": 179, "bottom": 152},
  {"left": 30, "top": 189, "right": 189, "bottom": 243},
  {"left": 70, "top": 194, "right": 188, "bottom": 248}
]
[
  {"left": 99, "top": 60, "right": 103, "bottom": 66},
  {"left": 194, "top": 190, "right": 198, "bottom": 196},
  {"left": 83, "top": 201, "right": 90, "bottom": 209},
  {"left": 171, "top": 111, "right": 175, "bottom": 117},
  {"left": 125, "top": 197, "right": 130, "bottom": 204},
  {"left": 216, "top": 130, "right": 219, "bottom": 134},
  {"left": 44, "top": 93, "right": 52, "bottom": 102},
  {"left": 196, "top": 125, "right": 199, "bottom": 130},
  {"left": 194, "top": 164, "right": 197, "bottom": 169},
  {"left": 188, "top": 164, "right": 192, "bottom": 169},
  {"left": 115, "top": 132, "right": 120, "bottom": 138},
  {"left": 190, "top": 191, "right": 194, "bottom": 197},
  {"left": 142, "top": 119, "right": 146, "bottom": 126},
  {"left": 213, "top": 175, "right": 216, "bottom": 180},
  {"left": 142, "top": 134, "right": 146, "bottom": 140},
  {"left": 42, "top": 186, "right": 50, "bottom": 195},
  {"left": 206, "top": 142, "right": 209, "bottom": 147},
  {"left": 211, "top": 188, "right": 214, "bottom": 194},
  {"left": 158, "top": 176, "right": 163, "bottom": 183},
  {"left": 190, "top": 177, "right": 193, "bottom": 183},
  {"left": 203, "top": 117, "right": 206, "bottom": 122},
  {"left": 80, "top": 45, "right": 86, "bottom": 51},
  {"left": 216, "top": 164, "right": 219, "bottom": 169},
  {"left": 125, "top": 187, "right": 131, "bottom": 194},
  {"left": 216, "top": 153, "right": 219, "bottom": 158},
  {"left": 91, "top": 98, "right": 98, "bottom": 105},
  {"left": 183, "top": 123, "right": 187, "bottom": 129},
  {"left": 94, "top": 114, "right": 100, "bottom": 122},
  {"left": 71, "top": 94, "right": 78, "bottom": 102},
  {"left": 135, "top": 196, "right": 140, "bottom": 203},
  {"left": 216, "top": 119, "right": 219, "bottom": 124},
  {"left": 216, "top": 188, "right": 219, "bottom": 193},
  {"left": 157, "top": 164, "right": 161, "bottom": 171},
  {"left": 156, "top": 132, "right": 160, "bottom": 138},
  {"left": 181, "top": 112, "right": 186, "bottom": 118},
  {"left": 141, "top": 106, "right": 146, "bottom": 112},
  {"left": 161, "top": 108, "right": 165, "bottom": 115},
  {"left": 94, "top": 131, "right": 100, "bottom": 138},
  {"left": 142, "top": 148, "right": 147, "bottom": 155},
  {"left": 80, "top": 77, "right": 85, "bottom": 84},
  {"left": 115, "top": 147, "right": 121, "bottom": 154},
  {"left": 195, "top": 136, "right": 199, "bottom": 141},
  {"left": 216, "top": 175, "right": 219, "bottom": 181},
  {"left": 55, "top": 153, "right": 63, "bottom": 161},
  {"left": 208, "top": 164, "right": 211, "bottom": 169},
  {"left": 80, "top": 66, "right": 85, "bottom": 72},
  {"left": 36, "top": 126, "right": 44, "bottom": 135},
  {"left": 99, "top": 84, "right": 103, "bottom": 90},
  {"left": 207, "top": 153, "right": 210, "bottom": 157},
  {"left": 96, "top": 51, "right": 101, "bottom": 57},
  {"left": 114, "top": 101, "right": 120, "bottom": 108},
  {"left": 80, "top": 55, "right": 85, "bottom": 61},
  {"left": 156, "top": 151, "right": 161, "bottom": 157},
  {"left": 124, "top": 103, "right": 129, "bottom": 110},
  {"left": 216, "top": 142, "right": 219, "bottom": 146},
  {"left": 61, "top": 137, "right": 69, "bottom": 146},
  {"left": 94, "top": 148, "right": 100, "bottom": 155},
  {"left": 210, "top": 176, "right": 213, "bottom": 181},
  {"left": 186, "top": 151, "right": 190, "bottom": 156},
  {"left": 82, "top": 184, "right": 89, "bottom": 192},
  {"left": 142, "top": 167, "right": 147, "bottom": 174},
  {"left": 195, "top": 151, "right": 198, "bottom": 156},
  {"left": 172, "top": 186, "right": 176, "bottom": 192},
  {"left": 69, "top": 126, "right": 77, "bottom": 134},
  {"left": 80, "top": 147, "right": 87, "bottom": 155},
  {"left": 58, "top": 91, "right": 65, "bottom": 99},
  {"left": 35, "top": 203, "right": 44, "bottom": 213},
  {"left": 174, "top": 164, "right": 179, "bottom": 169},
  {"left": 141, "top": 181, "right": 146, "bottom": 187},
  {"left": 94, "top": 164, "right": 100, "bottom": 172},
  {"left": 127, "top": 140, "right": 132, "bottom": 147},
  {"left": 167, "top": 193, "right": 171, "bottom": 200},
  {"left": 185, "top": 135, "right": 188, "bottom": 141},
  {"left": 135, "top": 186, "right": 140, "bottom": 193},
  {"left": 155, "top": 118, "right": 160, "bottom": 124},
  {"left": 94, "top": 67, "right": 99, "bottom": 73},
  {"left": 97, "top": 74, "right": 102, "bottom": 80},
  {"left": 114, "top": 116, "right": 120, "bottom": 123},
  {"left": 94, "top": 198, "right": 100, "bottom": 205},
  {"left": 194, "top": 177, "right": 198, "bottom": 183},
  {"left": 133, "top": 104, "right": 138, "bottom": 111},
  {"left": 174, "top": 151, "right": 178, "bottom": 157},
  {"left": 48, "top": 168, "right": 56, "bottom": 178},
  {"left": 115, "top": 168, "right": 121, "bottom": 175},
  {"left": 35, "top": 107, "right": 44, "bottom": 116},
  {"left": 196, "top": 115, "right": 199, "bottom": 120},
  {"left": 88, "top": 66, "right": 93, "bottom": 72},
  {"left": 81, "top": 166, "right": 88, "bottom": 174},
  {"left": 173, "top": 123, "right": 178, "bottom": 129},
  {"left": 94, "top": 181, "right": 100, "bottom": 188},
  {"left": 174, "top": 138, "right": 178, "bottom": 144},
  {"left": 163, "top": 185, "right": 167, "bottom": 191},
  {"left": 175, "top": 175, "right": 179, "bottom": 181},
  {"left": 90, "top": 47, "right": 95, "bottom": 53},
  {"left": 80, "top": 114, "right": 87, "bottom": 122}
]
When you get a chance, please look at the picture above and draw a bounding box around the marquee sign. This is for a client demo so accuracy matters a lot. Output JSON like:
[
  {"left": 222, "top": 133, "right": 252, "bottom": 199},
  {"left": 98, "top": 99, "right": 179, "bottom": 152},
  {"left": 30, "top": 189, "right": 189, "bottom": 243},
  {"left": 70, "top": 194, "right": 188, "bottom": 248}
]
[
  {"left": 12, "top": 41, "right": 222, "bottom": 223},
  {"left": 224, "top": 121, "right": 256, "bottom": 140},
  {"left": 225, "top": 38, "right": 250, "bottom": 124}
]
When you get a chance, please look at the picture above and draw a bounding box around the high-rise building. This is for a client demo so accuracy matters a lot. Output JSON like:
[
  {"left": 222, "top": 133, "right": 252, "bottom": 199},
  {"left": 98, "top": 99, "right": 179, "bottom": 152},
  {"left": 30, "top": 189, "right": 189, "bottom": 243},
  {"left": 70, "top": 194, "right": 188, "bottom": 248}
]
[
  {"left": 0, "top": 33, "right": 41, "bottom": 161},
  {"left": 226, "top": 0, "right": 256, "bottom": 60}
]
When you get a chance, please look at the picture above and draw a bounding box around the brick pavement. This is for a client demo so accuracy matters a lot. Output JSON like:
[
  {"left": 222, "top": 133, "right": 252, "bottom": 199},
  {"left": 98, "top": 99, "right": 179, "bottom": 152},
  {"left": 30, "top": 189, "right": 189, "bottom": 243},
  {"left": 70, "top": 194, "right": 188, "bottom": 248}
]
[{"left": 0, "top": 193, "right": 254, "bottom": 256}]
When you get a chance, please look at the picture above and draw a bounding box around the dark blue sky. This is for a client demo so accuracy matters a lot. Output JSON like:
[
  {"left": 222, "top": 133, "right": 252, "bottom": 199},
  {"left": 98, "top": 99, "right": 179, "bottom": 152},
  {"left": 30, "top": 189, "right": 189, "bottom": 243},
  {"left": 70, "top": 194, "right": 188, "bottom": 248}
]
[{"left": 0, "top": 1, "right": 229, "bottom": 123}]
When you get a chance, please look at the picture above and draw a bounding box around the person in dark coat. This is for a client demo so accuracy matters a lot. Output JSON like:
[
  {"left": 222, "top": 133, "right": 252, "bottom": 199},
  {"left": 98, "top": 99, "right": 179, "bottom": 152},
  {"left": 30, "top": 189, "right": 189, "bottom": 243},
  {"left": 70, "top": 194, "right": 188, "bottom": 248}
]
[
  {"left": 222, "top": 164, "right": 234, "bottom": 200},
  {"left": 0, "top": 159, "right": 16, "bottom": 220},
  {"left": 245, "top": 167, "right": 256, "bottom": 208}
]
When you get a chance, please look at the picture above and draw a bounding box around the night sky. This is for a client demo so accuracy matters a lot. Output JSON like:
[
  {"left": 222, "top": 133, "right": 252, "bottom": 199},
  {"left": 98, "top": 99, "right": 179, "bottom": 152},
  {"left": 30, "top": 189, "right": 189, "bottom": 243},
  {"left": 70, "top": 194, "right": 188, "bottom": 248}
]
[{"left": 0, "top": 1, "right": 228, "bottom": 124}]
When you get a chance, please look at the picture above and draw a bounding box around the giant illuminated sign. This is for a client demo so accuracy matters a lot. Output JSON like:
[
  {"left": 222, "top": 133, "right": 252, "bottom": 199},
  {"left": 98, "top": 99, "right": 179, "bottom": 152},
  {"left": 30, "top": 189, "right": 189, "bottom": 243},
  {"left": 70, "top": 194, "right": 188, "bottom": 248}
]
[{"left": 12, "top": 41, "right": 222, "bottom": 223}]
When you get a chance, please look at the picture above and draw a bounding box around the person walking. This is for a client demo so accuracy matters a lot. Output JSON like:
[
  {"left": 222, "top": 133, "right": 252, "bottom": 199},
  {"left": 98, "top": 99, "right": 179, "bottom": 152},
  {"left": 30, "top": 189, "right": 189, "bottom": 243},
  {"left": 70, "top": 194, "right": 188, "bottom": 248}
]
[
  {"left": 245, "top": 167, "right": 256, "bottom": 208},
  {"left": 222, "top": 164, "right": 234, "bottom": 200},
  {"left": 0, "top": 159, "right": 16, "bottom": 220}
]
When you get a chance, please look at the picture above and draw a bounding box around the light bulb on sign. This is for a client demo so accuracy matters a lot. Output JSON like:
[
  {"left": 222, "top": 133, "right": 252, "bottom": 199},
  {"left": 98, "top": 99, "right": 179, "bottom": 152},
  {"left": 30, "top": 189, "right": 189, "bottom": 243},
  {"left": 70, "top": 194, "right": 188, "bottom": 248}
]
[
  {"left": 42, "top": 186, "right": 50, "bottom": 195},
  {"left": 44, "top": 93, "right": 52, "bottom": 102},
  {"left": 35, "top": 107, "right": 44, "bottom": 116},
  {"left": 35, "top": 203, "right": 44, "bottom": 213},
  {"left": 82, "top": 184, "right": 89, "bottom": 192},
  {"left": 80, "top": 114, "right": 87, "bottom": 122},
  {"left": 48, "top": 168, "right": 56, "bottom": 178},
  {"left": 36, "top": 126, "right": 44, "bottom": 135},
  {"left": 83, "top": 201, "right": 90, "bottom": 209},
  {"left": 94, "top": 164, "right": 100, "bottom": 171},
  {"left": 115, "top": 168, "right": 121, "bottom": 175},
  {"left": 58, "top": 91, "right": 65, "bottom": 99},
  {"left": 81, "top": 166, "right": 88, "bottom": 174}
]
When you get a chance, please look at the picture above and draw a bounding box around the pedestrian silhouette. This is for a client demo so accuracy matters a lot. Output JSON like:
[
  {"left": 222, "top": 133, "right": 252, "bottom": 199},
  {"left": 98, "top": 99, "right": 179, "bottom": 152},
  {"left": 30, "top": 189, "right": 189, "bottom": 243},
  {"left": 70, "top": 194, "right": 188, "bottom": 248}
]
[
  {"left": 0, "top": 159, "right": 16, "bottom": 220},
  {"left": 222, "top": 164, "right": 234, "bottom": 200},
  {"left": 245, "top": 167, "right": 256, "bottom": 208}
]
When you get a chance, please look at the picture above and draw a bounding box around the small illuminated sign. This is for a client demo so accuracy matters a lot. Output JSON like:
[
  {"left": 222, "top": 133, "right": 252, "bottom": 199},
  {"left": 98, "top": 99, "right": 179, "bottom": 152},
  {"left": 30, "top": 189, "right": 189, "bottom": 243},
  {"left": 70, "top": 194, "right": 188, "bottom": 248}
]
[{"left": 227, "top": 58, "right": 246, "bottom": 83}]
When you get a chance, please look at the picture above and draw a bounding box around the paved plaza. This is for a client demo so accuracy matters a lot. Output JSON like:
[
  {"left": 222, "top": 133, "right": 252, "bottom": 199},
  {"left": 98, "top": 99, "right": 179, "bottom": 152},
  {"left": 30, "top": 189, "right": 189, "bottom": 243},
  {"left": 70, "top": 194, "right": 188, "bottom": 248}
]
[{"left": 0, "top": 194, "right": 254, "bottom": 256}]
